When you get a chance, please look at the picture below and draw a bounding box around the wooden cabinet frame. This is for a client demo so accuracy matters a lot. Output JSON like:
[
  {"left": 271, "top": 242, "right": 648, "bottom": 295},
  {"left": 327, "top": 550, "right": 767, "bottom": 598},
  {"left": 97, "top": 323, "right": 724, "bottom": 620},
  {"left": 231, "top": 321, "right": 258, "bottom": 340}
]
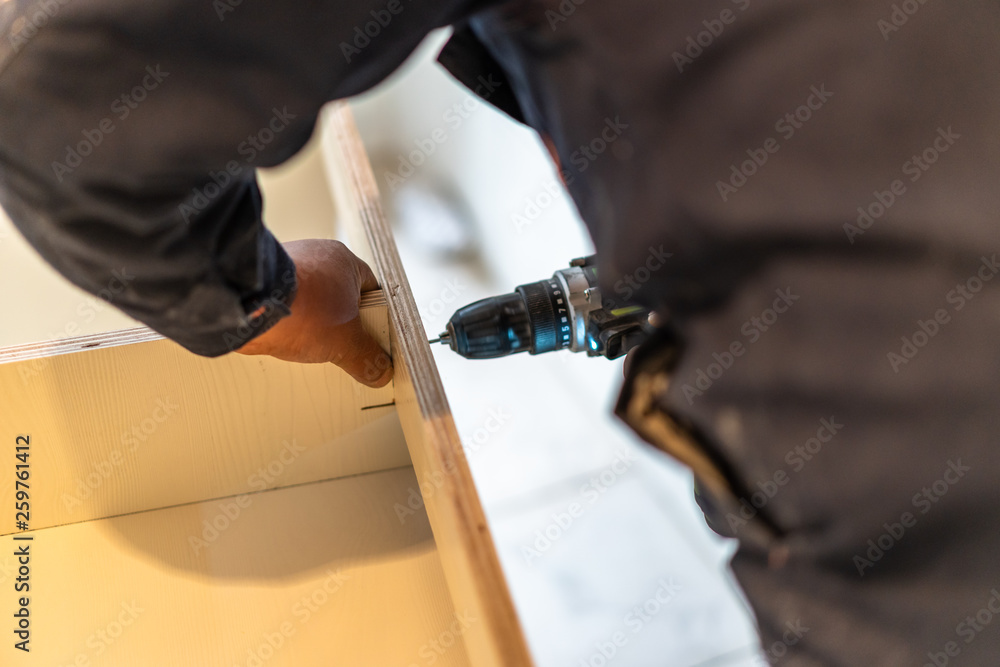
[{"left": 0, "top": 104, "right": 532, "bottom": 667}]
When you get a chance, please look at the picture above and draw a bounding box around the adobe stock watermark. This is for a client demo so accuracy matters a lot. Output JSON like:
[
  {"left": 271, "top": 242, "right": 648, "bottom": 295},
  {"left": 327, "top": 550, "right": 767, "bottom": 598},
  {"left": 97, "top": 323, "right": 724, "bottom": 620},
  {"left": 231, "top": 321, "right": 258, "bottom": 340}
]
[
  {"left": 577, "top": 578, "right": 681, "bottom": 667},
  {"left": 877, "top": 0, "right": 931, "bottom": 41},
  {"left": 188, "top": 439, "right": 306, "bottom": 554},
  {"left": 392, "top": 418, "right": 510, "bottom": 528},
  {"left": 178, "top": 107, "right": 297, "bottom": 224},
  {"left": 420, "top": 277, "right": 467, "bottom": 333},
  {"left": 51, "top": 65, "right": 170, "bottom": 182},
  {"left": 716, "top": 84, "right": 833, "bottom": 202},
  {"left": 232, "top": 569, "right": 351, "bottom": 667},
  {"left": 213, "top": 0, "right": 241, "bottom": 20},
  {"left": 46, "top": 267, "right": 137, "bottom": 342},
  {"left": 53, "top": 601, "right": 145, "bottom": 667},
  {"left": 752, "top": 620, "right": 810, "bottom": 665},
  {"left": 0, "top": 556, "right": 15, "bottom": 586},
  {"left": 680, "top": 288, "right": 799, "bottom": 404},
  {"left": 339, "top": 0, "right": 415, "bottom": 62},
  {"left": 383, "top": 75, "right": 504, "bottom": 191},
  {"left": 521, "top": 448, "right": 638, "bottom": 565},
  {"left": 923, "top": 587, "right": 1000, "bottom": 667},
  {"left": 725, "top": 417, "right": 843, "bottom": 534},
  {"left": 844, "top": 127, "right": 960, "bottom": 243},
  {"left": 406, "top": 610, "right": 477, "bottom": 667},
  {"left": 546, "top": 0, "right": 587, "bottom": 31},
  {"left": 60, "top": 397, "right": 180, "bottom": 512},
  {"left": 510, "top": 118, "right": 631, "bottom": 210},
  {"left": 672, "top": 0, "right": 752, "bottom": 72},
  {"left": 854, "top": 459, "right": 970, "bottom": 577},
  {"left": 393, "top": 457, "right": 459, "bottom": 524},
  {"left": 511, "top": 178, "right": 564, "bottom": 235},
  {"left": 565, "top": 116, "right": 631, "bottom": 177},
  {"left": 291, "top": 569, "right": 351, "bottom": 625},
  {"left": 609, "top": 245, "right": 673, "bottom": 304},
  {"left": 571, "top": 117, "right": 634, "bottom": 186},
  {"left": 461, "top": 406, "right": 512, "bottom": 460},
  {"left": 361, "top": 345, "right": 393, "bottom": 386},
  {"left": 7, "top": 0, "right": 72, "bottom": 53},
  {"left": 887, "top": 254, "right": 998, "bottom": 373},
  {"left": 17, "top": 267, "right": 137, "bottom": 384},
  {"left": 219, "top": 268, "right": 296, "bottom": 353}
]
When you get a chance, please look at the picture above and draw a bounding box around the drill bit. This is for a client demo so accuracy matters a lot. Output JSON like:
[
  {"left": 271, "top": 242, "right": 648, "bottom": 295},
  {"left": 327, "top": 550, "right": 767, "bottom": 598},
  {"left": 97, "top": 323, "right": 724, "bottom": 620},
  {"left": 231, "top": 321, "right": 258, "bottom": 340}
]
[{"left": 428, "top": 332, "right": 451, "bottom": 345}]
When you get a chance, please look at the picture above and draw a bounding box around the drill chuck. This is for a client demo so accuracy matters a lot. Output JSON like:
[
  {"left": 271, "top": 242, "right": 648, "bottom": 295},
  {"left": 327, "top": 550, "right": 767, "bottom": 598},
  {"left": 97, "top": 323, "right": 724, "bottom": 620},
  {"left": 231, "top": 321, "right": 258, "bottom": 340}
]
[
  {"left": 441, "top": 292, "right": 532, "bottom": 359},
  {"left": 433, "top": 256, "right": 652, "bottom": 361},
  {"left": 439, "top": 280, "right": 573, "bottom": 359}
]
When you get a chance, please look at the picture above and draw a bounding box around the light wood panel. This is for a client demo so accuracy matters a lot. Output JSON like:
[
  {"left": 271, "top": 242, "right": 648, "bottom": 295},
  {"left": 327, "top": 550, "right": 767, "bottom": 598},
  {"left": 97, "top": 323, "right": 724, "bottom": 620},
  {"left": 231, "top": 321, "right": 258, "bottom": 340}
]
[
  {"left": 323, "top": 104, "right": 534, "bottom": 667},
  {"left": 0, "top": 293, "right": 404, "bottom": 534},
  {"left": 2, "top": 466, "right": 471, "bottom": 667},
  {"left": 0, "top": 102, "right": 525, "bottom": 667},
  {"left": 257, "top": 124, "right": 341, "bottom": 242}
]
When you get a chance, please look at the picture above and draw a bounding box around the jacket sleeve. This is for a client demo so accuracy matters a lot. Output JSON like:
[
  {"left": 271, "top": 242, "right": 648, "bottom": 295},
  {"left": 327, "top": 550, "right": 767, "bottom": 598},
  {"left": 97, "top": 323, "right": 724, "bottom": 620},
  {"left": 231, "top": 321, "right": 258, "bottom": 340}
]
[{"left": 0, "top": 0, "right": 484, "bottom": 356}]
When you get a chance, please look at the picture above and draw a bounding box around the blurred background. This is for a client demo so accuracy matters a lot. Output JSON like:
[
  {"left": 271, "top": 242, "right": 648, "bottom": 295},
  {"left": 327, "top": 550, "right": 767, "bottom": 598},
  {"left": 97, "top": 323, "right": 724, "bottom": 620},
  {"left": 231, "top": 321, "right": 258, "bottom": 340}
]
[
  {"left": 0, "top": 28, "right": 766, "bottom": 667},
  {"left": 347, "top": 31, "right": 765, "bottom": 667}
]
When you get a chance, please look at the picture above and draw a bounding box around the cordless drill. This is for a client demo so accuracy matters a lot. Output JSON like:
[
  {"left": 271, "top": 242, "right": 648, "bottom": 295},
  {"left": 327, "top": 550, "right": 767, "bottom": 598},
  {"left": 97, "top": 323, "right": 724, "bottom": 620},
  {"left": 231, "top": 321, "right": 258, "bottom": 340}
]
[{"left": 430, "top": 256, "right": 652, "bottom": 360}]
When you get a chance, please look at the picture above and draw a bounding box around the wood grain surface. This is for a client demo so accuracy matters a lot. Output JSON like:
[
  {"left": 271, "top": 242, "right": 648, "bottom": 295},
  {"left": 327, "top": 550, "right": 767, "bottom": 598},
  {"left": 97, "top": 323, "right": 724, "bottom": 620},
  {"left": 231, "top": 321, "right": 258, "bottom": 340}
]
[
  {"left": 0, "top": 103, "right": 525, "bottom": 667},
  {"left": 0, "top": 293, "right": 403, "bottom": 534},
  {"left": 2, "top": 467, "right": 471, "bottom": 667},
  {"left": 323, "top": 103, "right": 534, "bottom": 667}
]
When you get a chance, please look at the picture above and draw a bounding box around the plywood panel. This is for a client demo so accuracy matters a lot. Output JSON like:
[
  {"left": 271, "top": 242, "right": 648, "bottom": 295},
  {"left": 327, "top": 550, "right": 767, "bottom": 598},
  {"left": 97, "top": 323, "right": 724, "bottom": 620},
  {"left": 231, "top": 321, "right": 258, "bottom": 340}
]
[
  {"left": 0, "top": 294, "right": 404, "bottom": 534},
  {"left": 0, "top": 101, "right": 514, "bottom": 667},
  {"left": 2, "top": 466, "right": 471, "bottom": 666},
  {"left": 322, "top": 104, "right": 534, "bottom": 667}
]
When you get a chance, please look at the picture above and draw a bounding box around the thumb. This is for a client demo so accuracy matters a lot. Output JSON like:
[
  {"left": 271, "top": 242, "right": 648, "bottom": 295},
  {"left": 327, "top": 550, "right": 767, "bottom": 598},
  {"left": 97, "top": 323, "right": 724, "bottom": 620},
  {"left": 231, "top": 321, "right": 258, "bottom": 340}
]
[
  {"left": 329, "top": 316, "right": 393, "bottom": 388},
  {"left": 355, "top": 256, "right": 380, "bottom": 293}
]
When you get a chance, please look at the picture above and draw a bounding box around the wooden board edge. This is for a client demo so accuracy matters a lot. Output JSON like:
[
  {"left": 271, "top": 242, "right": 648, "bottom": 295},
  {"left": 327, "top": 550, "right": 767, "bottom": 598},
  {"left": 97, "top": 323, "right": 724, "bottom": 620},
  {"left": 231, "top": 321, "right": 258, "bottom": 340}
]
[
  {"left": 0, "top": 291, "right": 386, "bottom": 365},
  {"left": 323, "top": 103, "right": 534, "bottom": 667}
]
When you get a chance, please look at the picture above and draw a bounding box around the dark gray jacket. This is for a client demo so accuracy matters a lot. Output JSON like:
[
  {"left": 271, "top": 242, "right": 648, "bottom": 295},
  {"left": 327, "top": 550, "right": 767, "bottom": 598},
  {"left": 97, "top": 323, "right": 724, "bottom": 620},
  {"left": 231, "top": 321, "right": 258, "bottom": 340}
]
[{"left": 3, "top": 1, "right": 999, "bottom": 664}]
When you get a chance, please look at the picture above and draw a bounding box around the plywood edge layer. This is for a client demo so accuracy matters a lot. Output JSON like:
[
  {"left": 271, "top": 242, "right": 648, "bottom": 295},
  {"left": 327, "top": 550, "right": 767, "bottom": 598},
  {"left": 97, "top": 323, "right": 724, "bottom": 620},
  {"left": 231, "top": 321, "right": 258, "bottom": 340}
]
[
  {"left": 0, "top": 290, "right": 387, "bottom": 365},
  {"left": 0, "top": 327, "right": 162, "bottom": 365},
  {"left": 324, "top": 103, "right": 534, "bottom": 667}
]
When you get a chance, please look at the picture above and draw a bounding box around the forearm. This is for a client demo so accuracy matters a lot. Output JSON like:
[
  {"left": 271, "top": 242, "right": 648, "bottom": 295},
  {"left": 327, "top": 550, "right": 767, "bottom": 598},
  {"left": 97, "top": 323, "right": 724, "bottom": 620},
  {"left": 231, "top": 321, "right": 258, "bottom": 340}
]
[
  {"left": 0, "top": 163, "right": 297, "bottom": 355},
  {"left": 0, "top": 0, "right": 477, "bottom": 355}
]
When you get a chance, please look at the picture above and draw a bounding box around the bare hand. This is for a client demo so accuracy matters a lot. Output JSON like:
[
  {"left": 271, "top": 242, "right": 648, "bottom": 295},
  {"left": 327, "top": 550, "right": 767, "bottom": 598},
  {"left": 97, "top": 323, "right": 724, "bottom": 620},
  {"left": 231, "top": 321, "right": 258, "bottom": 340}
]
[{"left": 236, "top": 239, "right": 393, "bottom": 388}]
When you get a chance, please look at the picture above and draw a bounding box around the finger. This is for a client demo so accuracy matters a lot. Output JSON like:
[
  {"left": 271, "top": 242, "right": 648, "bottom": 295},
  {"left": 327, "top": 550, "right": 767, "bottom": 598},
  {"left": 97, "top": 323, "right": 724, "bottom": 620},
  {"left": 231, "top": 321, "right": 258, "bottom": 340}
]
[
  {"left": 330, "top": 317, "right": 393, "bottom": 388},
  {"left": 623, "top": 347, "right": 637, "bottom": 379},
  {"left": 355, "top": 257, "right": 380, "bottom": 294}
]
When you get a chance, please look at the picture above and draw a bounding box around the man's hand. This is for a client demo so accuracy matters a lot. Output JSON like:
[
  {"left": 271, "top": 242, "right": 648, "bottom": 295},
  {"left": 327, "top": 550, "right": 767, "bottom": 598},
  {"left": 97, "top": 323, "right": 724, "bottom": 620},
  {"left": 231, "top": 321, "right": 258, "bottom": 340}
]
[{"left": 236, "top": 239, "right": 393, "bottom": 388}]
